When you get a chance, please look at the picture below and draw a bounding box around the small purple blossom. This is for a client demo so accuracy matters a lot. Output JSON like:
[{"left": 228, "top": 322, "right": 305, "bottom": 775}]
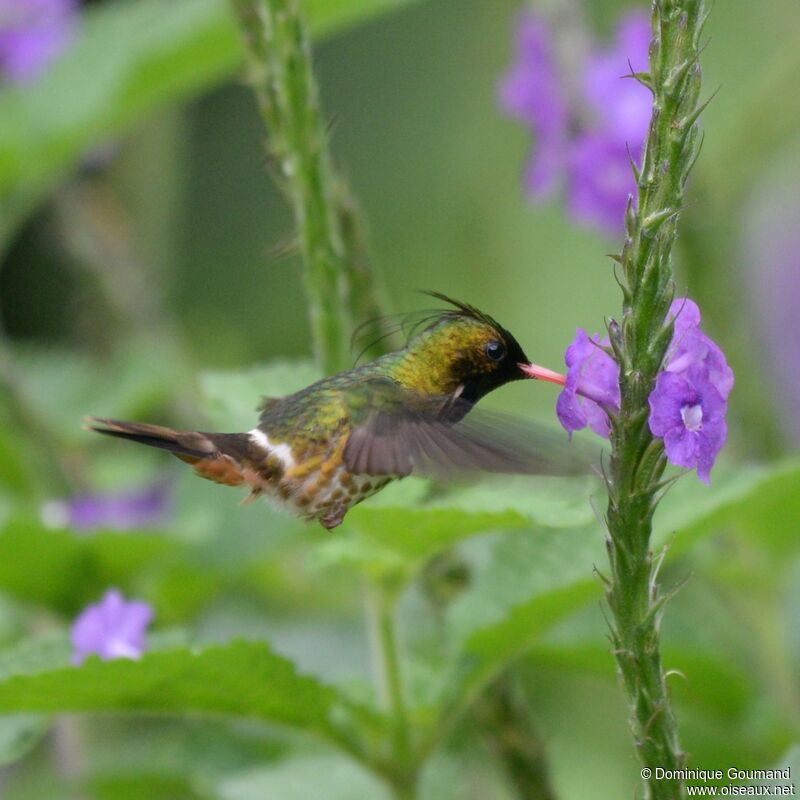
[
  {"left": 666, "top": 299, "right": 734, "bottom": 399},
  {"left": 0, "top": 0, "right": 77, "bottom": 83},
  {"left": 647, "top": 298, "right": 733, "bottom": 481},
  {"left": 499, "top": 9, "right": 652, "bottom": 233},
  {"left": 581, "top": 12, "right": 652, "bottom": 142},
  {"left": 556, "top": 329, "right": 620, "bottom": 438},
  {"left": 42, "top": 482, "right": 173, "bottom": 532},
  {"left": 553, "top": 298, "right": 732, "bottom": 481},
  {"left": 648, "top": 366, "right": 727, "bottom": 484},
  {"left": 71, "top": 589, "right": 153, "bottom": 665},
  {"left": 499, "top": 13, "right": 568, "bottom": 198},
  {"left": 567, "top": 134, "right": 637, "bottom": 233}
]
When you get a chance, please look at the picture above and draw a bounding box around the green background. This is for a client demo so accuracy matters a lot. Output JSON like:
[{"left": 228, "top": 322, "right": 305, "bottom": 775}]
[{"left": 0, "top": 0, "right": 799, "bottom": 797}]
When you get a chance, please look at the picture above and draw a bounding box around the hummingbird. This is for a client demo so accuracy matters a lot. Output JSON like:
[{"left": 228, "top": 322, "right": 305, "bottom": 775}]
[{"left": 88, "top": 294, "right": 582, "bottom": 530}]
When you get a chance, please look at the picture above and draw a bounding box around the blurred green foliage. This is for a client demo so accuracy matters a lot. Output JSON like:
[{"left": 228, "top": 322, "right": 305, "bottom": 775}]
[{"left": 1, "top": 0, "right": 799, "bottom": 798}]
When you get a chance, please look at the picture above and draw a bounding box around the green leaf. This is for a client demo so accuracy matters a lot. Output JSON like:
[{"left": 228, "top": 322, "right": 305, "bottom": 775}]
[
  {"left": 315, "top": 476, "right": 598, "bottom": 582},
  {"left": 321, "top": 504, "right": 531, "bottom": 584},
  {"left": 528, "top": 640, "right": 756, "bottom": 715},
  {"left": 0, "top": 0, "right": 419, "bottom": 245},
  {"left": 0, "top": 633, "right": 73, "bottom": 680},
  {"left": 430, "top": 461, "right": 800, "bottom": 734},
  {"left": 0, "top": 714, "right": 50, "bottom": 766},
  {"left": 0, "top": 638, "right": 379, "bottom": 746},
  {"left": 526, "top": 591, "right": 758, "bottom": 723},
  {"left": 445, "top": 527, "right": 603, "bottom": 646},
  {"left": 217, "top": 754, "right": 390, "bottom": 800},
  {"left": 654, "top": 459, "right": 800, "bottom": 554},
  {"left": 90, "top": 775, "right": 206, "bottom": 800},
  {"left": 14, "top": 342, "right": 185, "bottom": 447},
  {"left": 200, "top": 359, "right": 320, "bottom": 430},
  {"left": 0, "top": 519, "right": 175, "bottom": 614},
  {"left": 434, "top": 526, "right": 602, "bottom": 716},
  {"left": 427, "top": 475, "right": 599, "bottom": 529},
  {"left": 0, "top": 425, "right": 34, "bottom": 497},
  {"left": 80, "top": 717, "right": 283, "bottom": 798}
]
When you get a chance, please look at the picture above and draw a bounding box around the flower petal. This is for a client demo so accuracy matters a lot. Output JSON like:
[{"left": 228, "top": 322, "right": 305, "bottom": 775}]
[
  {"left": 71, "top": 589, "right": 153, "bottom": 665},
  {"left": 567, "top": 133, "right": 637, "bottom": 235},
  {"left": 582, "top": 10, "right": 652, "bottom": 144},
  {"left": 0, "top": 0, "right": 77, "bottom": 83},
  {"left": 556, "top": 328, "right": 619, "bottom": 437},
  {"left": 649, "top": 360, "right": 729, "bottom": 482}
]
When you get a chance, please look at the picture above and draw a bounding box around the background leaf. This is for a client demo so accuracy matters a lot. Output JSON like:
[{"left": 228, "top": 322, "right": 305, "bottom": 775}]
[
  {"left": 0, "top": 0, "right": 420, "bottom": 245},
  {"left": 0, "top": 715, "right": 50, "bottom": 767},
  {"left": 654, "top": 460, "right": 800, "bottom": 554},
  {"left": 217, "top": 754, "right": 390, "bottom": 800},
  {"left": 431, "top": 460, "right": 800, "bottom": 722},
  {"left": 0, "top": 638, "right": 379, "bottom": 743},
  {"left": 0, "top": 520, "right": 174, "bottom": 614},
  {"left": 200, "top": 360, "right": 320, "bottom": 429}
]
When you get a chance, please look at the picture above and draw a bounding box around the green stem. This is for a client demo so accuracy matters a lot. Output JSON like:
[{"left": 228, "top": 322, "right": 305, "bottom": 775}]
[
  {"left": 0, "top": 329, "right": 76, "bottom": 496},
  {"left": 474, "top": 673, "right": 557, "bottom": 800},
  {"left": 230, "top": 0, "right": 389, "bottom": 374},
  {"left": 365, "top": 584, "right": 414, "bottom": 778},
  {"left": 604, "top": 3, "right": 709, "bottom": 797}
]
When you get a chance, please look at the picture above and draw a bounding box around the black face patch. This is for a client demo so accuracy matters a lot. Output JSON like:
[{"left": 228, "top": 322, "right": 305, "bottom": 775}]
[{"left": 414, "top": 294, "right": 532, "bottom": 405}]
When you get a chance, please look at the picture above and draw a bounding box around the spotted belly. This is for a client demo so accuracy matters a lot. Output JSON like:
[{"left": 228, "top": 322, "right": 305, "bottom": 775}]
[{"left": 244, "top": 428, "right": 393, "bottom": 529}]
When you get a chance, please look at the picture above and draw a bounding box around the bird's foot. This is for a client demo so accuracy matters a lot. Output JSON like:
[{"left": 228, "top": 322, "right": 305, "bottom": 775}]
[{"left": 319, "top": 505, "right": 347, "bottom": 530}]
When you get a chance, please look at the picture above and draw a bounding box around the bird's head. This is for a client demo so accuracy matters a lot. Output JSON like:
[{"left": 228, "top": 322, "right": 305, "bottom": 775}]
[{"left": 391, "top": 293, "right": 535, "bottom": 404}]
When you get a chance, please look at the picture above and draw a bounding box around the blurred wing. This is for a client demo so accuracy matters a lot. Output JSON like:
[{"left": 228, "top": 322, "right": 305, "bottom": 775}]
[{"left": 343, "top": 379, "right": 595, "bottom": 479}]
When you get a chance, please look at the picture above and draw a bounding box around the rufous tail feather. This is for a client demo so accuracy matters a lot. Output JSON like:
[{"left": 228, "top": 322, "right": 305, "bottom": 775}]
[{"left": 85, "top": 417, "right": 254, "bottom": 488}]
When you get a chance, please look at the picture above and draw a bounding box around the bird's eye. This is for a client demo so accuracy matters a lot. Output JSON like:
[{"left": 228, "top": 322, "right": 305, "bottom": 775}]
[{"left": 485, "top": 340, "right": 506, "bottom": 362}]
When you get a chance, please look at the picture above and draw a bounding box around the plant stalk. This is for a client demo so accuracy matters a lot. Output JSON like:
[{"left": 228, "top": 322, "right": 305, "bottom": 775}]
[
  {"left": 230, "top": 0, "right": 388, "bottom": 374},
  {"left": 474, "top": 673, "right": 557, "bottom": 800},
  {"left": 365, "top": 582, "right": 415, "bottom": 796},
  {"left": 604, "top": 2, "right": 708, "bottom": 798}
]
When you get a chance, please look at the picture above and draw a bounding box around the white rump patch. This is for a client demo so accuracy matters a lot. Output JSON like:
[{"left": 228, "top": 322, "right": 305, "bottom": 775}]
[{"left": 248, "top": 428, "right": 295, "bottom": 468}]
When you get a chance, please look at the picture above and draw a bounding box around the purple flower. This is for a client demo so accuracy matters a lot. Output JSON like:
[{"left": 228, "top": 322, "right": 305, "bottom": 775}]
[
  {"left": 499, "top": 12, "right": 569, "bottom": 198},
  {"left": 667, "top": 296, "right": 701, "bottom": 340},
  {"left": 499, "top": 9, "right": 652, "bottom": 233},
  {"left": 0, "top": 0, "right": 77, "bottom": 83},
  {"left": 499, "top": 13, "right": 567, "bottom": 132},
  {"left": 42, "top": 482, "right": 173, "bottom": 532},
  {"left": 555, "top": 329, "right": 620, "bottom": 438},
  {"left": 582, "top": 12, "right": 652, "bottom": 143},
  {"left": 71, "top": 589, "right": 153, "bottom": 665},
  {"left": 567, "top": 134, "right": 637, "bottom": 234},
  {"left": 648, "top": 365, "right": 727, "bottom": 484},
  {"left": 666, "top": 299, "right": 734, "bottom": 399},
  {"left": 552, "top": 299, "right": 733, "bottom": 478}
]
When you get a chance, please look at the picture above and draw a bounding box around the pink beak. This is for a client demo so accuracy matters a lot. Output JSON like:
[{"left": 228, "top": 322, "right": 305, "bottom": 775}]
[{"left": 518, "top": 362, "right": 567, "bottom": 386}]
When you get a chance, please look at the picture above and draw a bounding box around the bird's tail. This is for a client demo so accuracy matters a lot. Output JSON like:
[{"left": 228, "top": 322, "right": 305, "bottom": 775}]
[{"left": 86, "top": 417, "right": 255, "bottom": 488}]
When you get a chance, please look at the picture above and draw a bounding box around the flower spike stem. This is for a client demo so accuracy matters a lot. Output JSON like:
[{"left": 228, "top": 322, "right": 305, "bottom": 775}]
[
  {"left": 605, "top": 2, "right": 707, "bottom": 797},
  {"left": 230, "top": 0, "right": 386, "bottom": 374}
]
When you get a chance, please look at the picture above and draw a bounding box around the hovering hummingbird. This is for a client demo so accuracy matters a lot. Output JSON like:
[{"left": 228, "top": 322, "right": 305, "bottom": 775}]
[{"left": 88, "top": 294, "right": 582, "bottom": 530}]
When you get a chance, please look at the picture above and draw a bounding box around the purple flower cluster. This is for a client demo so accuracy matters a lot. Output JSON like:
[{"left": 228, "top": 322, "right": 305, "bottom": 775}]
[
  {"left": 71, "top": 589, "right": 153, "bottom": 665},
  {"left": 556, "top": 299, "right": 733, "bottom": 483},
  {"left": 42, "top": 482, "right": 173, "bottom": 532},
  {"left": 0, "top": 0, "right": 76, "bottom": 84},
  {"left": 499, "top": 9, "right": 652, "bottom": 233}
]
